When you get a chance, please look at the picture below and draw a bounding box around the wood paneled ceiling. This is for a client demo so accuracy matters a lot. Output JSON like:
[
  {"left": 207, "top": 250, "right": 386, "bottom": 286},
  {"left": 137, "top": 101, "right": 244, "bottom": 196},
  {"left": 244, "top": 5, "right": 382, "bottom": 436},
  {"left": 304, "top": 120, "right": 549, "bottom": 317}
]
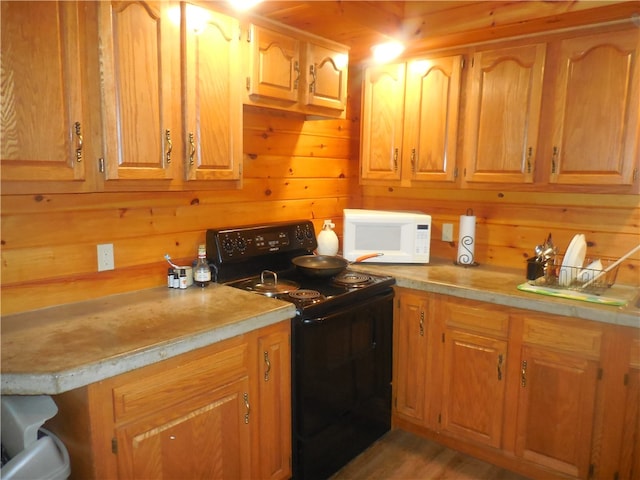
[{"left": 218, "top": 1, "right": 639, "bottom": 63}]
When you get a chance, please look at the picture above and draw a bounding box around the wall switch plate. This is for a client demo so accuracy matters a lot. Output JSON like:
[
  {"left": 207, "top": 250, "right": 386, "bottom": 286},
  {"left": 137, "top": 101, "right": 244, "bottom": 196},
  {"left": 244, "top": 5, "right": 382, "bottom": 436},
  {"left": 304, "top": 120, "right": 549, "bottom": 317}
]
[
  {"left": 97, "top": 243, "right": 115, "bottom": 271},
  {"left": 442, "top": 223, "right": 454, "bottom": 242}
]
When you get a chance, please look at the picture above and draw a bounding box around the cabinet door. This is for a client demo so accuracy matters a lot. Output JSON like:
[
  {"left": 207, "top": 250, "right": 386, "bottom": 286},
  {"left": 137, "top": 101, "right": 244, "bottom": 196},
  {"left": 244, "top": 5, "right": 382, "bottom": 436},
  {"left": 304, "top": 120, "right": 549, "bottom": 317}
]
[
  {"left": 257, "top": 325, "right": 292, "bottom": 480},
  {"left": 303, "top": 42, "right": 348, "bottom": 113},
  {"left": 98, "top": 1, "right": 179, "bottom": 181},
  {"left": 549, "top": 28, "right": 639, "bottom": 186},
  {"left": 618, "top": 338, "right": 640, "bottom": 480},
  {"left": 246, "top": 25, "right": 300, "bottom": 104},
  {"left": 463, "top": 44, "right": 545, "bottom": 184},
  {"left": 116, "top": 376, "right": 252, "bottom": 479},
  {"left": 360, "top": 63, "right": 406, "bottom": 182},
  {"left": 440, "top": 329, "right": 507, "bottom": 448},
  {"left": 183, "top": 4, "right": 242, "bottom": 182},
  {"left": 0, "top": 1, "right": 86, "bottom": 183},
  {"left": 393, "top": 290, "right": 430, "bottom": 424},
  {"left": 403, "top": 55, "right": 462, "bottom": 183}
]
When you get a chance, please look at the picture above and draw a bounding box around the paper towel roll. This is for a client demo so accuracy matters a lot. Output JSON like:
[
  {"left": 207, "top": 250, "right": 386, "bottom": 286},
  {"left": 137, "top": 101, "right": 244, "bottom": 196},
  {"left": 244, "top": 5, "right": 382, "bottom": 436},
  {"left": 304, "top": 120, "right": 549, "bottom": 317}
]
[{"left": 457, "top": 210, "right": 476, "bottom": 265}]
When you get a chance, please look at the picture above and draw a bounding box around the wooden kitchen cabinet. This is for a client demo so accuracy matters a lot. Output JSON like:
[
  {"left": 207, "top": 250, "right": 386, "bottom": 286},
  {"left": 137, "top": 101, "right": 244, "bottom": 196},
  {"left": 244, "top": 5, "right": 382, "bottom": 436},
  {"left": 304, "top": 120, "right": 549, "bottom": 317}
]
[
  {"left": 46, "top": 321, "right": 291, "bottom": 480},
  {"left": 392, "top": 288, "right": 432, "bottom": 425},
  {"left": 98, "top": 0, "right": 180, "bottom": 182},
  {"left": 244, "top": 21, "right": 349, "bottom": 118},
  {"left": 438, "top": 299, "right": 509, "bottom": 449},
  {"left": 545, "top": 27, "right": 640, "bottom": 188},
  {"left": 512, "top": 313, "right": 603, "bottom": 479},
  {"left": 0, "top": 1, "right": 92, "bottom": 190},
  {"left": 255, "top": 324, "right": 292, "bottom": 480},
  {"left": 462, "top": 43, "right": 546, "bottom": 184},
  {"left": 182, "top": 3, "right": 242, "bottom": 183},
  {"left": 617, "top": 336, "right": 640, "bottom": 480},
  {"left": 360, "top": 55, "right": 462, "bottom": 184}
]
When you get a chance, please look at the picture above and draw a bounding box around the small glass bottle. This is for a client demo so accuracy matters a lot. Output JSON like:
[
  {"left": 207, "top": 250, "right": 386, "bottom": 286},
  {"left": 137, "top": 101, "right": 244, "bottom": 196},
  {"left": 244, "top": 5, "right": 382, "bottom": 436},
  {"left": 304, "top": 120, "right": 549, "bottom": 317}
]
[
  {"left": 167, "top": 268, "right": 175, "bottom": 288},
  {"left": 194, "top": 244, "right": 211, "bottom": 287},
  {"left": 179, "top": 268, "right": 188, "bottom": 289}
]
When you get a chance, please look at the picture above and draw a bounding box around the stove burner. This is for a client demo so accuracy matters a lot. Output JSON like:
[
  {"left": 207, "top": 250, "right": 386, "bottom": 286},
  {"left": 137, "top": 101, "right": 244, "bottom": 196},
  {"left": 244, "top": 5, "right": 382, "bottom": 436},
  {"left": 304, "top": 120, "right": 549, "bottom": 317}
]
[
  {"left": 333, "top": 272, "right": 372, "bottom": 288},
  {"left": 289, "top": 289, "right": 322, "bottom": 300}
]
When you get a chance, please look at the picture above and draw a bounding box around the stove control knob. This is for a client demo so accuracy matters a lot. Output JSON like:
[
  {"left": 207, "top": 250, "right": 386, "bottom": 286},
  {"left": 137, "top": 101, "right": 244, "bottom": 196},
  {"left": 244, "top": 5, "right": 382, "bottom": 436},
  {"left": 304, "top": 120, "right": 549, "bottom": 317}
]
[
  {"left": 222, "top": 236, "right": 235, "bottom": 254},
  {"left": 305, "top": 225, "right": 314, "bottom": 239},
  {"left": 236, "top": 237, "right": 247, "bottom": 252},
  {"left": 295, "top": 226, "right": 305, "bottom": 242}
]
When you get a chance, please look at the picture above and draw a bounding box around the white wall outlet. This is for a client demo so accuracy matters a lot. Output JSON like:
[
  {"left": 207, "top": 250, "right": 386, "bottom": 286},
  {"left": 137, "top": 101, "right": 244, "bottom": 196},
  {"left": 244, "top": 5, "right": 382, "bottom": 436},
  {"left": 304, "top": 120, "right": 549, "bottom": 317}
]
[
  {"left": 442, "top": 223, "right": 454, "bottom": 242},
  {"left": 97, "top": 243, "right": 115, "bottom": 271}
]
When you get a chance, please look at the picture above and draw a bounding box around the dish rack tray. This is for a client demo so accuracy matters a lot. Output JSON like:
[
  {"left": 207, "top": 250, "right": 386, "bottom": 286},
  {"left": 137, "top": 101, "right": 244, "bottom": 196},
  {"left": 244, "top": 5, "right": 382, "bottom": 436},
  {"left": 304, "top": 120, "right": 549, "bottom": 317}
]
[{"left": 528, "top": 255, "right": 619, "bottom": 294}]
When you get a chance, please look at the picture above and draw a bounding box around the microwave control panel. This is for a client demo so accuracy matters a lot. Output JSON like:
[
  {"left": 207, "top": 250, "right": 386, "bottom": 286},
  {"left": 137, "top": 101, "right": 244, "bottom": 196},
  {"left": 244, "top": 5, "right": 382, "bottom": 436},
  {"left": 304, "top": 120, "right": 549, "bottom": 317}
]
[{"left": 414, "top": 224, "right": 431, "bottom": 259}]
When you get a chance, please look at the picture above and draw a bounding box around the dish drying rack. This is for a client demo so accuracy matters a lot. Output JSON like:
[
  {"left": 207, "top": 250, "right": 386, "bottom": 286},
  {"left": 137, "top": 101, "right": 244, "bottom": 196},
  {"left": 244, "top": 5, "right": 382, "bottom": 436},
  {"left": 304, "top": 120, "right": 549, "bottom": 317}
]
[{"left": 528, "top": 255, "right": 620, "bottom": 294}]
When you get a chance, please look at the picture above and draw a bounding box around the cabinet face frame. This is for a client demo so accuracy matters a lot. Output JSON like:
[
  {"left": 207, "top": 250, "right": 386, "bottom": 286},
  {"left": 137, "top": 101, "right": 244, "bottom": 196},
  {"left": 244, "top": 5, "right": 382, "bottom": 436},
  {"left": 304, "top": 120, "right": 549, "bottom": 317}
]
[
  {"left": 98, "top": 0, "right": 180, "bottom": 181},
  {"left": 463, "top": 43, "right": 546, "bottom": 184},
  {"left": 0, "top": 1, "right": 87, "bottom": 184},
  {"left": 548, "top": 28, "right": 640, "bottom": 187},
  {"left": 183, "top": 3, "right": 242, "bottom": 182}
]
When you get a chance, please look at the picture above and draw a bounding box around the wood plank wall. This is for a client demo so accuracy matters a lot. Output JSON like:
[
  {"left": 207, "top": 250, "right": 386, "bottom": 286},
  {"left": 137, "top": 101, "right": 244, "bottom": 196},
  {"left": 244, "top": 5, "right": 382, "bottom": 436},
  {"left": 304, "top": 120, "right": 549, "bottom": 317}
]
[{"left": 2, "top": 4, "right": 639, "bottom": 316}]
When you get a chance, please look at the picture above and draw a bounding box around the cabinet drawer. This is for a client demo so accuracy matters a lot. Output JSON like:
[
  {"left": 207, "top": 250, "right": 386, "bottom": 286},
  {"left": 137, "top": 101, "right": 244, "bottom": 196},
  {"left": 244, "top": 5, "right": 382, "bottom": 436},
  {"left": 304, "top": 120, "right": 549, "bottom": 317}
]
[
  {"left": 522, "top": 316, "right": 602, "bottom": 359},
  {"left": 443, "top": 300, "right": 509, "bottom": 337},
  {"left": 113, "top": 342, "right": 249, "bottom": 423}
]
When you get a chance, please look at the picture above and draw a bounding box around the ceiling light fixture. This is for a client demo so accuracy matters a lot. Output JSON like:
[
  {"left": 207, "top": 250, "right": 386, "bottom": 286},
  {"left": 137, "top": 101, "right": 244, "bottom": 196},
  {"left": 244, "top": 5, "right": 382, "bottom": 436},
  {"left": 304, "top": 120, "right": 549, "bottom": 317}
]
[
  {"left": 228, "top": 0, "right": 263, "bottom": 11},
  {"left": 371, "top": 41, "right": 405, "bottom": 64}
]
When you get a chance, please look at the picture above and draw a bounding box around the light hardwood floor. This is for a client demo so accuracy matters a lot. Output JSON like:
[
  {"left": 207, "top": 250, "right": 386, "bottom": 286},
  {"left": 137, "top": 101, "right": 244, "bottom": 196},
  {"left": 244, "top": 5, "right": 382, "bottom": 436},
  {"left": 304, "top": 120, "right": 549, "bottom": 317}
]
[{"left": 331, "top": 429, "right": 531, "bottom": 480}]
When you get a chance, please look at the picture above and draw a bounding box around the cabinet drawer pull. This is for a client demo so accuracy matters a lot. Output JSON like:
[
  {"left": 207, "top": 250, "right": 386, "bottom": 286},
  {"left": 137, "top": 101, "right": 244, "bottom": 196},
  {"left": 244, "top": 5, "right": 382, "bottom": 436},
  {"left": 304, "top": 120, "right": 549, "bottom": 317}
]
[
  {"left": 526, "top": 147, "right": 532, "bottom": 173},
  {"left": 411, "top": 148, "right": 416, "bottom": 172},
  {"left": 188, "top": 132, "right": 196, "bottom": 166},
  {"left": 74, "top": 121, "right": 83, "bottom": 162},
  {"left": 521, "top": 360, "right": 527, "bottom": 387},
  {"left": 419, "top": 310, "right": 424, "bottom": 337},
  {"left": 497, "top": 353, "right": 503, "bottom": 381},
  {"left": 294, "top": 60, "right": 300, "bottom": 90},
  {"left": 309, "top": 64, "right": 316, "bottom": 94},
  {"left": 165, "top": 129, "right": 172, "bottom": 165},
  {"left": 243, "top": 392, "right": 250, "bottom": 424},
  {"left": 264, "top": 351, "right": 271, "bottom": 382},
  {"left": 551, "top": 146, "right": 558, "bottom": 174},
  {"left": 393, "top": 148, "right": 399, "bottom": 171}
]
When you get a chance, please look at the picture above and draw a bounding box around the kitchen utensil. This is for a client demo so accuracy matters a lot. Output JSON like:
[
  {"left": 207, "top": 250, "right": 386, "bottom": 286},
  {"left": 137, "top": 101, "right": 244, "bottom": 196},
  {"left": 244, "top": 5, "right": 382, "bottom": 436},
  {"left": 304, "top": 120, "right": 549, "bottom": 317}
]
[
  {"left": 164, "top": 254, "right": 181, "bottom": 270},
  {"left": 291, "top": 253, "right": 383, "bottom": 277},
  {"left": 581, "top": 244, "right": 640, "bottom": 289},
  {"left": 558, "top": 234, "right": 587, "bottom": 286}
]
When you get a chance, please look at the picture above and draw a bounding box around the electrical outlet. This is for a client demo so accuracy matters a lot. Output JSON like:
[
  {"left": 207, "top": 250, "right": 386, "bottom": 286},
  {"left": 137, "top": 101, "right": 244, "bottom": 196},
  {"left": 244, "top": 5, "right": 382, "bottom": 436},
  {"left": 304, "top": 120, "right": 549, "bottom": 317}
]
[
  {"left": 442, "top": 223, "right": 454, "bottom": 242},
  {"left": 97, "top": 243, "right": 115, "bottom": 271}
]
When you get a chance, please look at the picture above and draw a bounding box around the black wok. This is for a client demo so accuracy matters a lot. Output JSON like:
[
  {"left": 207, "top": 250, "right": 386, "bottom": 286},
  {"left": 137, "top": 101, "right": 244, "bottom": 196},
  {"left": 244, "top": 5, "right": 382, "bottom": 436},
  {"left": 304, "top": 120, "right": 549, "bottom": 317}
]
[{"left": 291, "top": 253, "right": 383, "bottom": 278}]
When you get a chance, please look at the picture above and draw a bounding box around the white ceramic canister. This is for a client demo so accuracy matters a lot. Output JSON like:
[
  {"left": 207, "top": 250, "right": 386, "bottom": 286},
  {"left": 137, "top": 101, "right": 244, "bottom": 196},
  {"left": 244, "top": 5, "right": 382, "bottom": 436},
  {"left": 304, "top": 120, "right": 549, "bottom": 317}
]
[{"left": 317, "top": 219, "right": 339, "bottom": 255}]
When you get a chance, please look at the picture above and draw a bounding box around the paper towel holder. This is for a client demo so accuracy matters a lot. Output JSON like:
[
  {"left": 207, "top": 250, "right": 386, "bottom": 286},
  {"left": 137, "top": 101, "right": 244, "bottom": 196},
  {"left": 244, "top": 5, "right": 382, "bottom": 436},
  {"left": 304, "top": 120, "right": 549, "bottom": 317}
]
[{"left": 454, "top": 208, "right": 479, "bottom": 267}]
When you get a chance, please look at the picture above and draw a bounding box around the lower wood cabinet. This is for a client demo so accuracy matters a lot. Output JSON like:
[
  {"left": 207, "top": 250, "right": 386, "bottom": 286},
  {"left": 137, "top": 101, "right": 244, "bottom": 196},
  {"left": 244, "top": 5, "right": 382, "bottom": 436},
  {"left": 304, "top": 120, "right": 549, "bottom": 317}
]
[
  {"left": 46, "top": 320, "right": 291, "bottom": 480},
  {"left": 392, "top": 287, "right": 638, "bottom": 480}
]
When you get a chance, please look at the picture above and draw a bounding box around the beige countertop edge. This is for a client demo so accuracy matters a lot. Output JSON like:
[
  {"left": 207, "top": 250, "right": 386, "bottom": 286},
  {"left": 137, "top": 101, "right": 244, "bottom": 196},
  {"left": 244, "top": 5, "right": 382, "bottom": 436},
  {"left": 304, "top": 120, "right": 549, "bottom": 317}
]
[
  {"left": 350, "top": 262, "right": 640, "bottom": 328},
  {"left": 1, "top": 286, "right": 296, "bottom": 396}
]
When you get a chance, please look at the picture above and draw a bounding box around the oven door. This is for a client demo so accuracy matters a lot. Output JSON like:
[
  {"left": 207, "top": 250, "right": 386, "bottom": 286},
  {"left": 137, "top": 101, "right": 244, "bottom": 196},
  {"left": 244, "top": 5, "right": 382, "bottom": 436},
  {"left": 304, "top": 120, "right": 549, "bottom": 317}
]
[{"left": 292, "top": 290, "right": 393, "bottom": 480}]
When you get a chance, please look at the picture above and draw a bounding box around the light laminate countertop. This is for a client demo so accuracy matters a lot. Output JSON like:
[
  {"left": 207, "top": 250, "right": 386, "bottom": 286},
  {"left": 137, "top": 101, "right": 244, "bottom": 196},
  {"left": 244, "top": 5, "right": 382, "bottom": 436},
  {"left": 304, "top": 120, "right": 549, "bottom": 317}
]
[
  {"left": 351, "top": 259, "right": 640, "bottom": 328},
  {"left": 2, "top": 260, "right": 638, "bottom": 396},
  {"left": 1, "top": 284, "right": 295, "bottom": 395}
]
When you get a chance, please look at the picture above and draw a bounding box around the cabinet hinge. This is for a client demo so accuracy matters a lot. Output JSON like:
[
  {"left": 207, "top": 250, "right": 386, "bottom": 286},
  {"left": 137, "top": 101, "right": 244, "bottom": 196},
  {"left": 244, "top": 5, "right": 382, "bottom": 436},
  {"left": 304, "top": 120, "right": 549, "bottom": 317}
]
[
  {"left": 454, "top": 166, "right": 458, "bottom": 178},
  {"left": 438, "top": 413, "right": 441, "bottom": 424},
  {"left": 463, "top": 167, "right": 467, "bottom": 177},
  {"left": 588, "top": 463, "right": 595, "bottom": 478},
  {"left": 597, "top": 368, "right": 603, "bottom": 380},
  {"left": 471, "top": 57, "right": 475, "bottom": 68},
  {"left": 460, "top": 57, "right": 465, "bottom": 69},
  {"left": 98, "top": 157, "right": 105, "bottom": 174},
  {"left": 246, "top": 28, "right": 252, "bottom": 43},
  {"left": 111, "top": 437, "right": 118, "bottom": 454},
  {"left": 246, "top": 77, "right": 251, "bottom": 91},
  {"left": 633, "top": 168, "right": 638, "bottom": 181},
  {"left": 441, "top": 333, "right": 445, "bottom": 343}
]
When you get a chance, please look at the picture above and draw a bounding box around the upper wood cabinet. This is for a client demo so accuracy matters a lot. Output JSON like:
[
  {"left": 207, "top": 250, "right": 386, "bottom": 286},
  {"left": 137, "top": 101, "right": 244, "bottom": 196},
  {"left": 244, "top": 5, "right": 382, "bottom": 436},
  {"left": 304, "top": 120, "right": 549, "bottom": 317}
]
[
  {"left": 360, "top": 55, "right": 462, "bottom": 185},
  {"left": 360, "top": 63, "right": 406, "bottom": 182},
  {"left": 244, "top": 22, "right": 348, "bottom": 118},
  {"left": 462, "top": 44, "right": 546, "bottom": 184},
  {"left": 182, "top": 3, "right": 242, "bottom": 182},
  {"left": 98, "top": 0, "right": 180, "bottom": 182},
  {"left": 547, "top": 28, "right": 639, "bottom": 187},
  {"left": 0, "top": 1, "right": 90, "bottom": 189},
  {"left": 302, "top": 42, "right": 349, "bottom": 113}
]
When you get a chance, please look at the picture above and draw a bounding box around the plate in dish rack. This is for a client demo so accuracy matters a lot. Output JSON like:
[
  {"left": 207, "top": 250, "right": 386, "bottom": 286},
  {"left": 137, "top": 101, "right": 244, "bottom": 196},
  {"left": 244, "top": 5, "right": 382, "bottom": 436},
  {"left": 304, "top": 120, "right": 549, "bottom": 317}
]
[{"left": 558, "top": 234, "right": 587, "bottom": 286}]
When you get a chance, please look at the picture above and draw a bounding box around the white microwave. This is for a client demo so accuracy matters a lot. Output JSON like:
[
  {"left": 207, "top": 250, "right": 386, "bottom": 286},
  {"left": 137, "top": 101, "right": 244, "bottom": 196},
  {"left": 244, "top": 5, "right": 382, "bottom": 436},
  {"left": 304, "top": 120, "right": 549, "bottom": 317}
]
[{"left": 342, "top": 209, "right": 431, "bottom": 263}]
